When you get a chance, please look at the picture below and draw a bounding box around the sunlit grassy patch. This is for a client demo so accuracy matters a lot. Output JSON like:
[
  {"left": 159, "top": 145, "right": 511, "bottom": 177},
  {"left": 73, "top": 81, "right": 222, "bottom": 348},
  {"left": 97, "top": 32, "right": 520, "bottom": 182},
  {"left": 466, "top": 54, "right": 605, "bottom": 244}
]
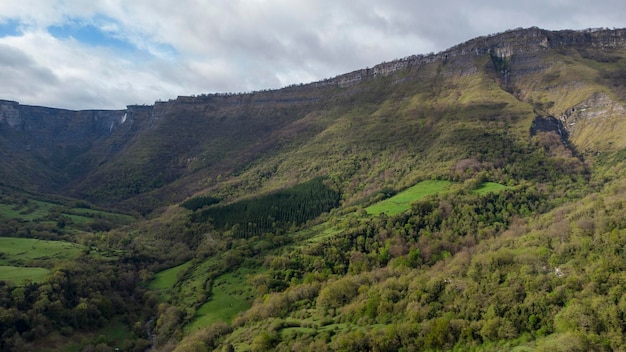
[
  {"left": 186, "top": 267, "right": 259, "bottom": 331},
  {"left": 0, "top": 237, "right": 85, "bottom": 266},
  {"left": 0, "top": 200, "right": 58, "bottom": 221},
  {"left": 366, "top": 180, "right": 453, "bottom": 216},
  {"left": 0, "top": 266, "right": 50, "bottom": 284},
  {"left": 148, "top": 261, "right": 192, "bottom": 291}
]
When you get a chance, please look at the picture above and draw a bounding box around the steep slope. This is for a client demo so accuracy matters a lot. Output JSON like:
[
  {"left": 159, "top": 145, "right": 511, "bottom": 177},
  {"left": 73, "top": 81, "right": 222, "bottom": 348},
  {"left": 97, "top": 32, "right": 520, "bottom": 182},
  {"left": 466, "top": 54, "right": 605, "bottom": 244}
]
[
  {"left": 4, "top": 27, "right": 626, "bottom": 352},
  {"left": 0, "top": 100, "right": 127, "bottom": 191},
  {"left": 2, "top": 27, "right": 626, "bottom": 215},
  {"left": 127, "top": 27, "right": 626, "bottom": 209},
  {"left": 66, "top": 28, "right": 626, "bottom": 207}
]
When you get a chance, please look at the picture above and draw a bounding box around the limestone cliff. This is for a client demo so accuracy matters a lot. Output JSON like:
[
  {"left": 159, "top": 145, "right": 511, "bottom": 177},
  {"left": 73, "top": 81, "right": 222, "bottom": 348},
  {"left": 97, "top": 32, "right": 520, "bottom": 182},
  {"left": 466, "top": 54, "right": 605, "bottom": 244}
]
[{"left": 1, "top": 27, "right": 626, "bottom": 211}]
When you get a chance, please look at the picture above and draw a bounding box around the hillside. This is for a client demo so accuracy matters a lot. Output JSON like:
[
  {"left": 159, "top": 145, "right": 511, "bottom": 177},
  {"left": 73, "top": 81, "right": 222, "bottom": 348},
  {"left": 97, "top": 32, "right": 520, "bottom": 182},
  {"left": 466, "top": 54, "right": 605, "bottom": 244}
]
[
  {"left": 0, "top": 27, "right": 624, "bottom": 212},
  {"left": 1, "top": 27, "right": 626, "bottom": 351}
]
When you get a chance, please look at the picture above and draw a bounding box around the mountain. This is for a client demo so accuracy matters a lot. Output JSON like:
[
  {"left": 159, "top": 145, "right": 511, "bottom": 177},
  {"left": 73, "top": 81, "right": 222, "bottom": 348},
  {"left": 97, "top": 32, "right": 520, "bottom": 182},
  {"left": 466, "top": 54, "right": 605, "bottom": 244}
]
[
  {"left": 1, "top": 27, "right": 624, "bottom": 213},
  {"left": 2, "top": 27, "right": 626, "bottom": 351}
]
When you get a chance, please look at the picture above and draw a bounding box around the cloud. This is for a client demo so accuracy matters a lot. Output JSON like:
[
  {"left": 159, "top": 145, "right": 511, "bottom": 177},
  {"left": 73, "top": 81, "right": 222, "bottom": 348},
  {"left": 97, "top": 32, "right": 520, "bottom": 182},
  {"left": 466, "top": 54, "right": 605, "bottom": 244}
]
[
  {"left": 47, "top": 15, "right": 137, "bottom": 52},
  {"left": 0, "top": 0, "right": 624, "bottom": 109},
  {"left": 0, "top": 42, "right": 59, "bottom": 95}
]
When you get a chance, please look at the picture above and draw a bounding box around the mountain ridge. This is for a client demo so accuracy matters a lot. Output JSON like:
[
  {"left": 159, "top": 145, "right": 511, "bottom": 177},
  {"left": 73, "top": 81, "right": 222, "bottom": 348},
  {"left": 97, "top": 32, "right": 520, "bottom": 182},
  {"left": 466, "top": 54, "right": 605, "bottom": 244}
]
[
  {"left": 1, "top": 26, "right": 626, "bottom": 213},
  {"left": 4, "top": 26, "right": 626, "bottom": 351}
]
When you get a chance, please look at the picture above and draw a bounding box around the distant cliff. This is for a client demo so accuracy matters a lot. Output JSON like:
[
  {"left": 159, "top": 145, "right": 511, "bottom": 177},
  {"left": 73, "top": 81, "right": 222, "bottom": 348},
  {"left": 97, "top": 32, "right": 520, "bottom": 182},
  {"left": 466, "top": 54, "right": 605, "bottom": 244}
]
[
  {"left": 0, "top": 100, "right": 126, "bottom": 150},
  {"left": 309, "top": 27, "right": 626, "bottom": 88},
  {"left": 0, "top": 100, "right": 130, "bottom": 192},
  {"left": 1, "top": 27, "right": 626, "bottom": 211}
]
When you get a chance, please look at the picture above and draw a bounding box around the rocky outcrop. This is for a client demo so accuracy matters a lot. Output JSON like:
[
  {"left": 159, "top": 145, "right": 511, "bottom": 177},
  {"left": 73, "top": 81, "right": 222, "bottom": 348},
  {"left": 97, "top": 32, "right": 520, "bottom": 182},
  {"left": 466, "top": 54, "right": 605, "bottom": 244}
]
[
  {"left": 0, "top": 100, "right": 21, "bottom": 128},
  {"left": 310, "top": 27, "right": 626, "bottom": 88},
  {"left": 559, "top": 92, "right": 626, "bottom": 129},
  {"left": 556, "top": 92, "right": 626, "bottom": 151},
  {"left": 0, "top": 100, "right": 127, "bottom": 151},
  {"left": 1, "top": 27, "right": 626, "bottom": 203}
]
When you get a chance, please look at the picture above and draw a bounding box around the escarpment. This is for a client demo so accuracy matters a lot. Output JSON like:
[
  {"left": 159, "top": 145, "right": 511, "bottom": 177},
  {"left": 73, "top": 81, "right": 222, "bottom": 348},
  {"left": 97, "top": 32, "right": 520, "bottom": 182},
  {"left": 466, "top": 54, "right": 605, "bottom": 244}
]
[{"left": 1, "top": 27, "right": 626, "bottom": 211}]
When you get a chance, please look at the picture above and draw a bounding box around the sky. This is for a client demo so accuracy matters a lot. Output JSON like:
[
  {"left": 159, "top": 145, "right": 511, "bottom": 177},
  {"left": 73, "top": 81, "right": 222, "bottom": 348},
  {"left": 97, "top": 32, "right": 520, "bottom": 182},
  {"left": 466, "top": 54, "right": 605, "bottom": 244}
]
[{"left": 0, "top": 1, "right": 624, "bottom": 110}]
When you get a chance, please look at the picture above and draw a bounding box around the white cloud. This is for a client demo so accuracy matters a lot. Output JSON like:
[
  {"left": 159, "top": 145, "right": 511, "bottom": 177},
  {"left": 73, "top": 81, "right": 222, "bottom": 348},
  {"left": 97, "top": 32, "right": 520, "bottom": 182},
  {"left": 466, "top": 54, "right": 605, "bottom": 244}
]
[{"left": 0, "top": 0, "right": 624, "bottom": 109}]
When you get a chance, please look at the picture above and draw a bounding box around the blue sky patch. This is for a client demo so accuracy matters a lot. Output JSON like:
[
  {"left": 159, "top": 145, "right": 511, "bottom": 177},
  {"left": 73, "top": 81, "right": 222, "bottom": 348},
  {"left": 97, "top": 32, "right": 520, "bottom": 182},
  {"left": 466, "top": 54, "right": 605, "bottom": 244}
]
[
  {"left": 0, "top": 19, "right": 22, "bottom": 37},
  {"left": 47, "top": 15, "right": 136, "bottom": 52},
  {"left": 46, "top": 14, "right": 178, "bottom": 59}
]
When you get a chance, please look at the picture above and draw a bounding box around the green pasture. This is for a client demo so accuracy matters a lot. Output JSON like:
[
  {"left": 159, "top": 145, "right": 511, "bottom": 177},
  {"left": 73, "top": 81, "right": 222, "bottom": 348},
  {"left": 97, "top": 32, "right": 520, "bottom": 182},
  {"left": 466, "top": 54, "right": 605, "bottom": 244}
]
[
  {"left": 366, "top": 180, "right": 453, "bottom": 216},
  {"left": 0, "top": 199, "right": 58, "bottom": 221},
  {"left": 0, "top": 197, "right": 135, "bottom": 229},
  {"left": 291, "top": 221, "right": 345, "bottom": 248},
  {"left": 473, "top": 181, "right": 510, "bottom": 195},
  {"left": 148, "top": 261, "right": 192, "bottom": 291},
  {"left": 0, "top": 237, "right": 86, "bottom": 284},
  {"left": 0, "top": 237, "right": 85, "bottom": 266},
  {"left": 186, "top": 267, "right": 258, "bottom": 331},
  {"left": 0, "top": 266, "right": 50, "bottom": 284}
]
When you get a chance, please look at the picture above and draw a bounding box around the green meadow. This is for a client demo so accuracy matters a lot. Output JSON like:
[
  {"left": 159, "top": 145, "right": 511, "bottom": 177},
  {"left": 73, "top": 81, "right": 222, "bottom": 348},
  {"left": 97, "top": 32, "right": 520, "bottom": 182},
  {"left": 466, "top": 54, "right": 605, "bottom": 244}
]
[
  {"left": 365, "top": 180, "right": 510, "bottom": 216},
  {"left": 0, "top": 266, "right": 50, "bottom": 284},
  {"left": 365, "top": 180, "right": 453, "bottom": 216},
  {"left": 0, "top": 199, "right": 59, "bottom": 221},
  {"left": 0, "top": 237, "right": 85, "bottom": 266},
  {"left": 148, "top": 261, "right": 193, "bottom": 291},
  {"left": 0, "top": 196, "right": 135, "bottom": 230},
  {"left": 0, "top": 237, "right": 86, "bottom": 284},
  {"left": 187, "top": 267, "right": 258, "bottom": 331}
]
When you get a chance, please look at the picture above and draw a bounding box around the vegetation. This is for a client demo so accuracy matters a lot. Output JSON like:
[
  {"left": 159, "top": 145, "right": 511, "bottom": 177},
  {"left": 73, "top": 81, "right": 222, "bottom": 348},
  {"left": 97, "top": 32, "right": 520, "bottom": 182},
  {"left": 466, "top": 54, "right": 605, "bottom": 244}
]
[
  {"left": 191, "top": 177, "right": 340, "bottom": 238},
  {"left": 472, "top": 181, "right": 509, "bottom": 195},
  {"left": 180, "top": 196, "right": 221, "bottom": 211},
  {"left": 2, "top": 27, "right": 626, "bottom": 351},
  {"left": 0, "top": 266, "right": 50, "bottom": 285},
  {"left": 187, "top": 267, "right": 259, "bottom": 331},
  {"left": 365, "top": 180, "right": 453, "bottom": 216}
]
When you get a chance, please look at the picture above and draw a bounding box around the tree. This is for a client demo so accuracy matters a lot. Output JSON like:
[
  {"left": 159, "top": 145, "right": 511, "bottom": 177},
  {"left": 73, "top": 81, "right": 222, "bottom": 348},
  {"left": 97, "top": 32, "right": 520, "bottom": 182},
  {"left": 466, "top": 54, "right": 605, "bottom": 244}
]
[
  {"left": 250, "top": 332, "right": 278, "bottom": 352},
  {"left": 317, "top": 277, "right": 359, "bottom": 315}
]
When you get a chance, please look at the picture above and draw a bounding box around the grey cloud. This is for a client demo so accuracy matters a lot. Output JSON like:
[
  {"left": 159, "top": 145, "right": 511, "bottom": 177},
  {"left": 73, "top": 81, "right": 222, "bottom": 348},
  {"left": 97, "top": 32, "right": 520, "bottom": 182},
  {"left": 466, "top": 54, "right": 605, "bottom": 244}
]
[
  {"left": 1, "top": 0, "right": 626, "bottom": 109},
  {"left": 0, "top": 44, "right": 58, "bottom": 93}
]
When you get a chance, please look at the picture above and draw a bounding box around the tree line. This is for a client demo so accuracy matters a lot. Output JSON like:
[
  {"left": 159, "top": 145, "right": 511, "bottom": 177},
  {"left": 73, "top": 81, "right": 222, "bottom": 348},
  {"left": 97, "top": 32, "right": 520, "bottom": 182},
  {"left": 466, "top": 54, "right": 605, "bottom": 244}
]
[{"left": 191, "top": 177, "right": 341, "bottom": 238}]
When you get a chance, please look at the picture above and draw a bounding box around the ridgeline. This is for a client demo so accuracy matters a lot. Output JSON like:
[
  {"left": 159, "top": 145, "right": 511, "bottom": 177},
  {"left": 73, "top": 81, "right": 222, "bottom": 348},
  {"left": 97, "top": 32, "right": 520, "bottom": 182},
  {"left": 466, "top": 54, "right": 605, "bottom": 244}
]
[{"left": 1, "top": 27, "right": 626, "bottom": 351}]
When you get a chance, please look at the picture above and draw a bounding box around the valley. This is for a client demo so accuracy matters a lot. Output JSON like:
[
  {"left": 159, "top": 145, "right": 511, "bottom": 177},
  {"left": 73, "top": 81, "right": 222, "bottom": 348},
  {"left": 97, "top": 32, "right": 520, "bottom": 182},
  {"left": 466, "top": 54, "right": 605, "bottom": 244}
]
[{"left": 1, "top": 27, "right": 626, "bottom": 351}]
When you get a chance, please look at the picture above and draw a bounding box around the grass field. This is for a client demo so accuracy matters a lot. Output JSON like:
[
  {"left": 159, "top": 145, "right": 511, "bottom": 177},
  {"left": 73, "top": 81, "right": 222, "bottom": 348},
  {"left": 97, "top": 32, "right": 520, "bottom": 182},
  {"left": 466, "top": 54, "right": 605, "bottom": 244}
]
[
  {"left": 0, "top": 200, "right": 58, "bottom": 221},
  {"left": 148, "top": 261, "right": 192, "bottom": 291},
  {"left": 291, "top": 220, "right": 345, "bottom": 248},
  {"left": 0, "top": 197, "right": 135, "bottom": 229},
  {"left": 186, "top": 267, "right": 258, "bottom": 331},
  {"left": 0, "top": 237, "right": 86, "bottom": 284},
  {"left": 0, "top": 266, "right": 50, "bottom": 284},
  {"left": 0, "top": 237, "right": 85, "bottom": 266},
  {"left": 365, "top": 180, "right": 453, "bottom": 216}
]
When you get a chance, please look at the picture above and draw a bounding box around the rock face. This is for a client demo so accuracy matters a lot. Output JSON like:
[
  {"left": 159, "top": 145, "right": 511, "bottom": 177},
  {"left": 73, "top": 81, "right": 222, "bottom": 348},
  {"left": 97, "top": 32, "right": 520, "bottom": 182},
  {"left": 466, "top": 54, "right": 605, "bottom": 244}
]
[
  {"left": 0, "top": 100, "right": 131, "bottom": 192},
  {"left": 1, "top": 27, "right": 626, "bottom": 208},
  {"left": 0, "top": 101, "right": 21, "bottom": 128},
  {"left": 312, "top": 27, "right": 626, "bottom": 88},
  {"left": 560, "top": 92, "right": 626, "bottom": 127},
  {"left": 0, "top": 100, "right": 126, "bottom": 151}
]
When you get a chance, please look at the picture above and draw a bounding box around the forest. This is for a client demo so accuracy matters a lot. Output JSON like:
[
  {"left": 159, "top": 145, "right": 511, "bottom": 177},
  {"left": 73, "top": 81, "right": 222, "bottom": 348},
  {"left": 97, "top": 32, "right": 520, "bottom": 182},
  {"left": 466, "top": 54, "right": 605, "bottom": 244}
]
[
  {"left": 2, "top": 27, "right": 626, "bottom": 351},
  {"left": 190, "top": 177, "right": 341, "bottom": 238}
]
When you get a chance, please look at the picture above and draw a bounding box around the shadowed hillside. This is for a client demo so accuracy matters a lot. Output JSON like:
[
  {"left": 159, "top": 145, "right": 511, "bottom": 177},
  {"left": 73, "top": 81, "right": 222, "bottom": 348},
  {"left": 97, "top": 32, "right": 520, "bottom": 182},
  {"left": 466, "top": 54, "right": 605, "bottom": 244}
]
[
  {"left": 3, "top": 27, "right": 626, "bottom": 351},
  {"left": 3, "top": 27, "right": 625, "bottom": 215}
]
